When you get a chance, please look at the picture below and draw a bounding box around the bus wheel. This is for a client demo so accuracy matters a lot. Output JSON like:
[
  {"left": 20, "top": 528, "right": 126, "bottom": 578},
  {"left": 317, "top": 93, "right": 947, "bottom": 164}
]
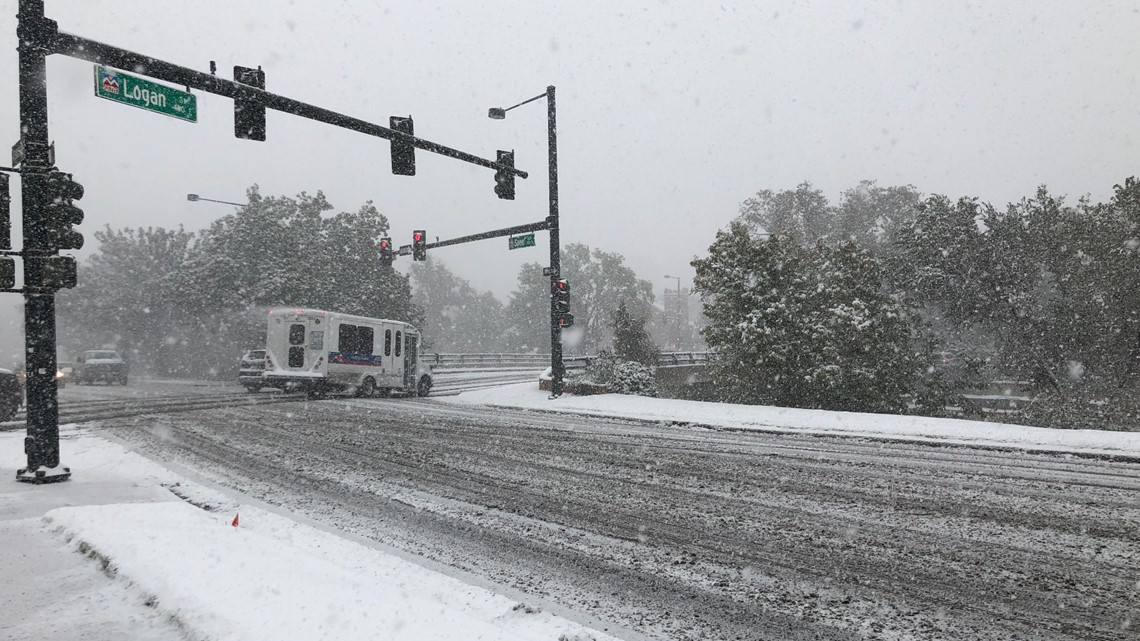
[
  {"left": 416, "top": 375, "right": 432, "bottom": 397},
  {"left": 358, "top": 376, "right": 376, "bottom": 398}
]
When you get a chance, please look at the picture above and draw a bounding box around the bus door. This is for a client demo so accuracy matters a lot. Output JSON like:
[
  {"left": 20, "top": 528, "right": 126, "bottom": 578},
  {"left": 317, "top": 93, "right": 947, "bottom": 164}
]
[
  {"left": 283, "top": 316, "right": 325, "bottom": 371},
  {"left": 382, "top": 327, "right": 401, "bottom": 388},
  {"left": 403, "top": 332, "right": 418, "bottom": 389},
  {"left": 285, "top": 319, "right": 310, "bottom": 370}
]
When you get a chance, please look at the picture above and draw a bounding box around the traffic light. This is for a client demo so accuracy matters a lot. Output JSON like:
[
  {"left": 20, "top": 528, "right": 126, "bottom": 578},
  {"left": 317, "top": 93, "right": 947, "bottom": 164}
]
[
  {"left": 554, "top": 279, "right": 573, "bottom": 327},
  {"left": 412, "top": 230, "right": 427, "bottom": 261},
  {"left": 390, "top": 116, "right": 415, "bottom": 176},
  {"left": 494, "top": 150, "right": 515, "bottom": 200},
  {"left": 379, "top": 237, "right": 394, "bottom": 263},
  {"left": 43, "top": 170, "right": 84, "bottom": 251},
  {"left": 234, "top": 65, "right": 266, "bottom": 141},
  {"left": 1, "top": 173, "right": 10, "bottom": 250}
]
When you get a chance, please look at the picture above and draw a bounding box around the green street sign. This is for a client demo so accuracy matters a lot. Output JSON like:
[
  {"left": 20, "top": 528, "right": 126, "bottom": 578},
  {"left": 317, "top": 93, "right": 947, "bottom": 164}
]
[
  {"left": 509, "top": 233, "right": 536, "bottom": 250},
  {"left": 94, "top": 65, "right": 197, "bottom": 123}
]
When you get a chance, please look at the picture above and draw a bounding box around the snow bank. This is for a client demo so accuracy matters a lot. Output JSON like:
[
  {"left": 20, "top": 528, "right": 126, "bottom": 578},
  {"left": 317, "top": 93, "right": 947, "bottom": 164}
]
[
  {"left": 448, "top": 383, "right": 1140, "bottom": 458},
  {"left": 48, "top": 502, "right": 543, "bottom": 641}
]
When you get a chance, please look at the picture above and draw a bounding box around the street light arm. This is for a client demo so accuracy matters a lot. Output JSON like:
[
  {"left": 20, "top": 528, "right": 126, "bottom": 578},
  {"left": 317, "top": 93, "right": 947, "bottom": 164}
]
[
  {"left": 500, "top": 91, "right": 548, "bottom": 114},
  {"left": 187, "top": 194, "right": 244, "bottom": 207}
]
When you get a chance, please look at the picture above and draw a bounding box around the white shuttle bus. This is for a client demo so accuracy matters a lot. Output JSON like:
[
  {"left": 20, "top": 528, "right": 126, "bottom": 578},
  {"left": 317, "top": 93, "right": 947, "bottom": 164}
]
[{"left": 262, "top": 307, "right": 433, "bottom": 397}]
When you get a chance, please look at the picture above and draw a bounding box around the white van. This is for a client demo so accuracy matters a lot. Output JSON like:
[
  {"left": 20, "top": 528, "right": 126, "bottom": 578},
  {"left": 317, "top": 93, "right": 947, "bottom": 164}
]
[{"left": 262, "top": 308, "right": 432, "bottom": 397}]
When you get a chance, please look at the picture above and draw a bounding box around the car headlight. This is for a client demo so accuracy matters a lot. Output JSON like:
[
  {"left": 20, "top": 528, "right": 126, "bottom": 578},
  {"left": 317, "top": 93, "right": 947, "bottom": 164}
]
[{"left": 55, "top": 370, "right": 64, "bottom": 379}]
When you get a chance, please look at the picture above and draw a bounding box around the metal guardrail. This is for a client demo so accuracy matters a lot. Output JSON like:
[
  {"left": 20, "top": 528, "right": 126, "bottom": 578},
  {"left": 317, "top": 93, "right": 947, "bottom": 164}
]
[
  {"left": 657, "top": 352, "right": 712, "bottom": 366},
  {"left": 424, "top": 354, "right": 550, "bottom": 368},
  {"left": 425, "top": 352, "right": 713, "bottom": 370}
]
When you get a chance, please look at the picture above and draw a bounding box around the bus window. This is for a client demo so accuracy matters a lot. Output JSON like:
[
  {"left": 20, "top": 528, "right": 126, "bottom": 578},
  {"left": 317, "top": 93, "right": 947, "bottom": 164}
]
[
  {"left": 338, "top": 324, "right": 373, "bottom": 354},
  {"left": 289, "top": 324, "right": 306, "bottom": 345},
  {"left": 338, "top": 324, "right": 356, "bottom": 353},
  {"left": 358, "top": 327, "right": 374, "bottom": 355},
  {"left": 395, "top": 331, "right": 402, "bottom": 357},
  {"left": 385, "top": 330, "right": 392, "bottom": 356}
]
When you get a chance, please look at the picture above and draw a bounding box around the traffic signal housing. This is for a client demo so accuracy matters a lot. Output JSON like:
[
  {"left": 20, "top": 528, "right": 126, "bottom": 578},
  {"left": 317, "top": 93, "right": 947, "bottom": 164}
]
[
  {"left": 41, "top": 256, "right": 77, "bottom": 290},
  {"left": 43, "top": 170, "right": 84, "bottom": 252},
  {"left": 494, "top": 150, "right": 515, "bottom": 200},
  {"left": 390, "top": 116, "right": 416, "bottom": 176},
  {"left": 0, "top": 257, "right": 13, "bottom": 290},
  {"left": 234, "top": 65, "right": 266, "bottom": 141},
  {"left": 1, "top": 173, "right": 10, "bottom": 250},
  {"left": 0, "top": 173, "right": 10, "bottom": 288},
  {"left": 412, "top": 230, "right": 427, "bottom": 261},
  {"left": 379, "top": 237, "right": 394, "bottom": 263},
  {"left": 554, "top": 279, "right": 573, "bottom": 327}
]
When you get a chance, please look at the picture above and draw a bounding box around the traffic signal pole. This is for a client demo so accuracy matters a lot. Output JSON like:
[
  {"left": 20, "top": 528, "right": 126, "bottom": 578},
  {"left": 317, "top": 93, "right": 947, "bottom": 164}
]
[
  {"left": 546, "top": 86, "right": 564, "bottom": 397},
  {"left": 48, "top": 32, "right": 525, "bottom": 178},
  {"left": 16, "top": 0, "right": 67, "bottom": 482},
  {"left": 421, "top": 220, "right": 549, "bottom": 251},
  {"left": 9, "top": 2, "right": 529, "bottom": 482}
]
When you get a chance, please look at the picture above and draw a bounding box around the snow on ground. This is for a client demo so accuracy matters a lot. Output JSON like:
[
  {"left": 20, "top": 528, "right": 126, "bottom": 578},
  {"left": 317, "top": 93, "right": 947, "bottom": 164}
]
[
  {"left": 0, "top": 429, "right": 624, "bottom": 641},
  {"left": 448, "top": 383, "right": 1140, "bottom": 458},
  {"left": 1, "top": 432, "right": 184, "bottom": 641}
]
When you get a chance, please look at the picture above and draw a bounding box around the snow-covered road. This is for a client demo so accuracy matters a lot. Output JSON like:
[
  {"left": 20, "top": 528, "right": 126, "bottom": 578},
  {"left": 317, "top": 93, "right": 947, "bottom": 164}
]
[{"left": 102, "top": 393, "right": 1140, "bottom": 641}]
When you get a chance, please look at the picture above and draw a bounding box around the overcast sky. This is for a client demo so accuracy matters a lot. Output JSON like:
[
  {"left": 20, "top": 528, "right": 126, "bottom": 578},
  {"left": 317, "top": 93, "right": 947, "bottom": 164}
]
[{"left": 2, "top": 0, "right": 1140, "bottom": 361}]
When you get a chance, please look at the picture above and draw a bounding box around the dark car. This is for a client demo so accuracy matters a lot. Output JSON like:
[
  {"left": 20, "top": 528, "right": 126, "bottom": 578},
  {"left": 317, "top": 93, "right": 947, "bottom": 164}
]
[
  {"left": 73, "top": 350, "right": 129, "bottom": 385},
  {"left": 0, "top": 368, "right": 23, "bottom": 422},
  {"left": 238, "top": 349, "right": 266, "bottom": 392}
]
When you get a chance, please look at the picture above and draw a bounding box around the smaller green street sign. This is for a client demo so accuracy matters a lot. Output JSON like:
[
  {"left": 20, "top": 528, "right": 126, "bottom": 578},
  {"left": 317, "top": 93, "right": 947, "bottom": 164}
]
[
  {"left": 509, "top": 233, "right": 536, "bottom": 250},
  {"left": 94, "top": 65, "right": 197, "bottom": 123}
]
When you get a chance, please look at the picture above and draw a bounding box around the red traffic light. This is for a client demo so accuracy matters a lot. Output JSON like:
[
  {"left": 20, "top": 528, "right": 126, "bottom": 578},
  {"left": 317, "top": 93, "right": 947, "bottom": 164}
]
[
  {"left": 412, "top": 229, "right": 427, "bottom": 261},
  {"left": 379, "top": 236, "right": 394, "bottom": 264}
]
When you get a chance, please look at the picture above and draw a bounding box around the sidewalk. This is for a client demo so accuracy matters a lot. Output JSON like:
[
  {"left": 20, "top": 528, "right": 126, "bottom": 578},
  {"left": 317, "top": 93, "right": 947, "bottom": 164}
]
[
  {"left": 0, "top": 428, "right": 624, "bottom": 641},
  {"left": 0, "top": 434, "right": 184, "bottom": 641}
]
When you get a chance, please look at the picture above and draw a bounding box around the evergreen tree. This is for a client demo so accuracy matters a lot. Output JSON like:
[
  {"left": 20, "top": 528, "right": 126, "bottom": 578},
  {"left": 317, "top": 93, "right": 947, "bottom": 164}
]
[
  {"left": 693, "top": 223, "right": 929, "bottom": 413},
  {"left": 611, "top": 301, "right": 658, "bottom": 367}
]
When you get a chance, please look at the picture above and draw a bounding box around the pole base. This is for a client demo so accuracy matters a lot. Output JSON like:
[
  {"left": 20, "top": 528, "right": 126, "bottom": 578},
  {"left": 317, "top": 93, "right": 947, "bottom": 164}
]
[{"left": 16, "top": 464, "right": 71, "bottom": 484}]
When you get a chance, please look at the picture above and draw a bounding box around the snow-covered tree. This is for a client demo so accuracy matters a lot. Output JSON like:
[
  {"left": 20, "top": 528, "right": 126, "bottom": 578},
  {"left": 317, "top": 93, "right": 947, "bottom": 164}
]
[
  {"left": 693, "top": 223, "right": 930, "bottom": 413},
  {"left": 504, "top": 244, "right": 655, "bottom": 354},
  {"left": 503, "top": 262, "right": 551, "bottom": 353},
  {"left": 59, "top": 186, "right": 418, "bottom": 378},
  {"left": 834, "top": 181, "right": 922, "bottom": 256},
  {"left": 58, "top": 225, "right": 196, "bottom": 374},
  {"left": 410, "top": 257, "right": 507, "bottom": 353},
  {"left": 738, "top": 181, "right": 832, "bottom": 245},
  {"left": 611, "top": 301, "right": 658, "bottom": 367}
]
